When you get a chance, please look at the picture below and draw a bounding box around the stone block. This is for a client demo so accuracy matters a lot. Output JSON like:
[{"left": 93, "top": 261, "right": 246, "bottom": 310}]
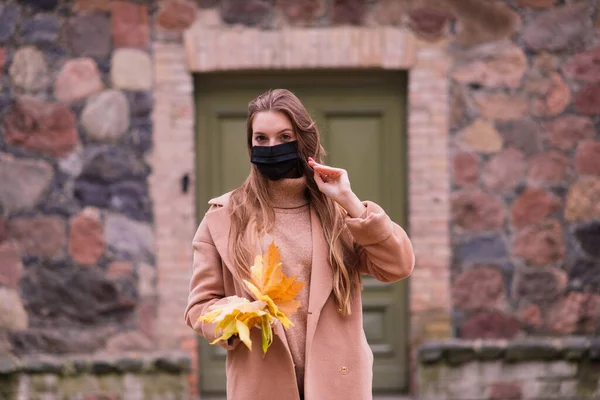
[
  {"left": 453, "top": 0, "right": 520, "bottom": 47},
  {"left": 473, "top": 92, "right": 528, "bottom": 122},
  {"left": 111, "top": 1, "right": 150, "bottom": 49},
  {"left": 18, "top": 0, "right": 58, "bottom": 11},
  {"left": 0, "top": 287, "right": 28, "bottom": 330},
  {"left": 81, "top": 90, "right": 130, "bottom": 142},
  {"left": 105, "top": 213, "right": 154, "bottom": 262},
  {"left": 452, "top": 266, "right": 506, "bottom": 311},
  {"left": 109, "top": 180, "right": 152, "bottom": 221},
  {"left": 488, "top": 380, "right": 522, "bottom": 400},
  {"left": 510, "top": 188, "right": 560, "bottom": 230},
  {"left": 20, "top": 262, "right": 136, "bottom": 328},
  {"left": 54, "top": 58, "right": 103, "bottom": 104},
  {"left": 514, "top": 267, "right": 566, "bottom": 307},
  {"left": 451, "top": 151, "right": 479, "bottom": 186},
  {"left": 574, "top": 221, "right": 600, "bottom": 260},
  {"left": 452, "top": 41, "right": 527, "bottom": 89},
  {"left": 9, "top": 46, "right": 49, "bottom": 92},
  {"left": 461, "top": 310, "right": 520, "bottom": 340},
  {"left": 482, "top": 148, "right": 526, "bottom": 192},
  {"left": 4, "top": 96, "right": 79, "bottom": 157},
  {"left": 156, "top": 0, "right": 198, "bottom": 30},
  {"left": 527, "top": 151, "right": 569, "bottom": 186},
  {"left": 280, "top": 0, "right": 325, "bottom": 26},
  {"left": 565, "top": 177, "right": 600, "bottom": 222},
  {"left": 457, "top": 119, "right": 503, "bottom": 154},
  {"left": 517, "top": 0, "right": 554, "bottom": 8},
  {"left": 528, "top": 72, "right": 571, "bottom": 117},
  {"left": 497, "top": 119, "right": 543, "bottom": 156},
  {"left": 544, "top": 115, "right": 595, "bottom": 151},
  {"left": 0, "top": 153, "right": 54, "bottom": 214},
  {"left": 522, "top": 379, "right": 560, "bottom": 399},
  {"left": 575, "top": 140, "right": 600, "bottom": 176},
  {"left": 21, "top": 14, "right": 60, "bottom": 46},
  {"left": 111, "top": 49, "right": 152, "bottom": 91},
  {"left": 0, "top": 5, "right": 20, "bottom": 43},
  {"left": 512, "top": 220, "right": 565, "bottom": 266},
  {"left": 576, "top": 82, "right": 600, "bottom": 115},
  {"left": 502, "top": 361, "right": 548, "bottom": 381},
  {"left": 451, "top": 190, "right": 505, "bottom": 232},
  {"left": 547, "top": 292, "right": 600, "bottom": 335},
  {"left": 456, "top": 235, "right": 508, "bottom": 265},
  {"left": 0, "top": 241, "right": 24, "bottom": 289},
  {"left": 409, "top": 7, "right": 452, "bottom": 41},
  {"left": 65, "top": 14, "right": 111, "bottom": 59},
  {"left": 544, "top": 361, "right": 577, "bottom": 378},
  {"left": 79, "top": 146, "right": 148, "bottom": 184},
  {"left": 523, "top": 2, "right": 593, "bottom": 52},
  {"left": 563, "top": 45, "right": 600, "bottom": 83},
  {"left": 68, "top": 207, "right": 105, "bottom": 266},
  {"left": 8, "top": 215, "right": 67, "bottom": 260},
  {"left": 105, "top": 331, "right": 154, "bottom": 353}
]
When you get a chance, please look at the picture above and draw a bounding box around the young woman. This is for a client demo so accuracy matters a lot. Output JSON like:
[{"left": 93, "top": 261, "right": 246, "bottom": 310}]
[{"left": 185, "top": 89, "right": 414, "bottom": 400}]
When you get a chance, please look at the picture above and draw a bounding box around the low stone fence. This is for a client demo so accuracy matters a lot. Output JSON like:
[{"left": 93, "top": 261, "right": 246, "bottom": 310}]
[
  {"left": 0, "top": 351, "right": 190, "bottom": 400},
  {"left": 417, "top": 338, "right": 600, "bottom": 400}
]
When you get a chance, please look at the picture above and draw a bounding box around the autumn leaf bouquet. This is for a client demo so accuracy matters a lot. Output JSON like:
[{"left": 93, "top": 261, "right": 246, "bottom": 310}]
[{"left": 198, "top": 242, "right": 306, "bottom": 354}]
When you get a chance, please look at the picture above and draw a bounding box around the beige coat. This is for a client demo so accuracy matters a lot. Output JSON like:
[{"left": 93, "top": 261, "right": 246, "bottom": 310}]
[{"left": 184, "top": 192, "right": 415, "bottom": 400}]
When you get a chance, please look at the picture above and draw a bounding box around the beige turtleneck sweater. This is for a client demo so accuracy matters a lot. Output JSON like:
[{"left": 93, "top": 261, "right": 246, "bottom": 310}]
[{"left": 261, "top": 176, "right": 312, "bottom": 396}]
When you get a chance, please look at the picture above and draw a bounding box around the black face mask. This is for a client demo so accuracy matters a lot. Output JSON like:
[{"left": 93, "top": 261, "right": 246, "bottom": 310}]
[{"left": 250, "top": 141, "right": 301, "bottom": 181}]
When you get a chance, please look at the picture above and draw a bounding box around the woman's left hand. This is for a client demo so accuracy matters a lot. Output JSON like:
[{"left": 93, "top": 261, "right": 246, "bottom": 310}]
[{"left": 308, "top": 157, "right": 366, "bottom": 218}]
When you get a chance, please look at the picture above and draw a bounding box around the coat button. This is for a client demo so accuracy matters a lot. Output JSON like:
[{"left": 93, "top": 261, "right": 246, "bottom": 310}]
[{"left": 340, "top": 366, "right": 348, "bottom": 375}]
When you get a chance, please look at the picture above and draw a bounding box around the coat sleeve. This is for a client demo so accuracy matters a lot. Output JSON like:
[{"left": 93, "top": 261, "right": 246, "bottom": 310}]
[
  {"left": 184, "top": 209, "right": 240, "bottom": 350},
  {"left": 345, "top": 201, "right": 415, "bottom": 283}
]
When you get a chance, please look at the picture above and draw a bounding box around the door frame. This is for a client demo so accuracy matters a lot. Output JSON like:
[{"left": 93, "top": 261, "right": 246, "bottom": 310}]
[
  {"left": 150, "top": 23, "right": 452, "bottom": 398},
  {"left": 193, "top": 70, "right": 411, "bottom": 395}
]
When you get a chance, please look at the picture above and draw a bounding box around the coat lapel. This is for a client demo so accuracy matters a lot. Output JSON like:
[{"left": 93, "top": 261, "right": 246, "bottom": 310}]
[
  {"left": 305, "top": 204, "right": 333, "bottom": 360},
  {"left": 204, "top": 197, "right": 294, "bottom": 358}
]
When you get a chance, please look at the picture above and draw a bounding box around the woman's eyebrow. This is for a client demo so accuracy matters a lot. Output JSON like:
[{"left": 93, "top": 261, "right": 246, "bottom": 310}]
[{"left": 253, "top": 128, "right": 294, "bottom": 135}]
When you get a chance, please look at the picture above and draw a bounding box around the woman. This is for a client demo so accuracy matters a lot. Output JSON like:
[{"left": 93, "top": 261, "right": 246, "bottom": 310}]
[{"left": 184, "top": 89, "right": 414, "bottom": 400}]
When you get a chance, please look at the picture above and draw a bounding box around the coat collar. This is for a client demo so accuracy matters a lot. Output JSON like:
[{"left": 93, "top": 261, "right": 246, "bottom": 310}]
[{"left": 203, "top": 194, "right": 334, "bottom": 362}]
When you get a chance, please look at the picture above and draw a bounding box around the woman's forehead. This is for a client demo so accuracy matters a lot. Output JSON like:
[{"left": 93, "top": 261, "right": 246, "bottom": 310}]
[{"left": 252, "top": 111, "right": 293, "bottom": 133}]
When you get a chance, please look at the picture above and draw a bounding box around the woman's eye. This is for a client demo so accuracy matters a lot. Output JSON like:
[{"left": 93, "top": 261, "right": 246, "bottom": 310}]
[
  {"left": 255, "top": 135, "right": 266, "bottom": 142},
  {"left": 281, "top": 134, "right": 292, "bottom": 140}
]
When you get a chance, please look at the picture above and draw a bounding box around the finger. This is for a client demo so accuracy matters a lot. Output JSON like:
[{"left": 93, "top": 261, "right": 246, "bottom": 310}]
[
  {"left": 315, "top": 168, "right": 343, "bottom": 181},
  {"left": 313, "top": 169, "right": 325, "bottom": 186},
  {"left": 313, "top": 164, "right": 344, "bottom": 176}
]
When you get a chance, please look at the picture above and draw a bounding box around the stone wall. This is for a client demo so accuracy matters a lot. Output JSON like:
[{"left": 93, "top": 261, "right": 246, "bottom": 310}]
[
  {"left": 447, "top": 1, "right": 600, "bottom": 339},
  {"left": 0, "top": 0, "right": 158, "bottom": 357},
  {"left": 0, "top": 352, "right": 190, "bottom": 400},
  {"left": 418, "top": 338, "right": 600, "bottom": 399},
  {"left": 1, "top": 0, "right": 600, "bottom": 398}
]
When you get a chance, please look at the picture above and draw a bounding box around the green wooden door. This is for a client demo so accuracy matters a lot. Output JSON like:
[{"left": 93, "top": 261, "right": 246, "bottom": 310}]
[{"left": 194, "top": 71, "right": 409, "bottom": 396}]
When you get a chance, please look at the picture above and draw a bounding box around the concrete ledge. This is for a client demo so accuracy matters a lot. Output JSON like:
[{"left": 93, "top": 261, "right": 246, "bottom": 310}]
[
  {"left": 418, "top": 337, "right": 600, "bottom": 365},
  {"left": 0, "top": 351, "right": 191, "bottom": 376}
]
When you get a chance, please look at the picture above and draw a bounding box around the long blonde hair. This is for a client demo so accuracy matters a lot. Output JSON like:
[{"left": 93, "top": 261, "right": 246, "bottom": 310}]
[{"left": 228, "top": 89, "right": 361, "bottom": 315}]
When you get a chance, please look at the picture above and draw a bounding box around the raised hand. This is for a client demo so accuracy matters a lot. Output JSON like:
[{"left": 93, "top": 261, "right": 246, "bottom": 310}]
[{"left": 307, "top": 157, "right": 366, "bottom": 218}]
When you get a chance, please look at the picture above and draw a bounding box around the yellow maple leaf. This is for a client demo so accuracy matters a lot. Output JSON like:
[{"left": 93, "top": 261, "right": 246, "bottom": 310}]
[
  {"left": 242, "top": 242, "right": 306, "bottom": 329},
  {"left": 198, "top": 296, "right": 270, "bottom": 350},
  {"left": 198, "top": 242, "right": 305, "bottom": 354}
]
